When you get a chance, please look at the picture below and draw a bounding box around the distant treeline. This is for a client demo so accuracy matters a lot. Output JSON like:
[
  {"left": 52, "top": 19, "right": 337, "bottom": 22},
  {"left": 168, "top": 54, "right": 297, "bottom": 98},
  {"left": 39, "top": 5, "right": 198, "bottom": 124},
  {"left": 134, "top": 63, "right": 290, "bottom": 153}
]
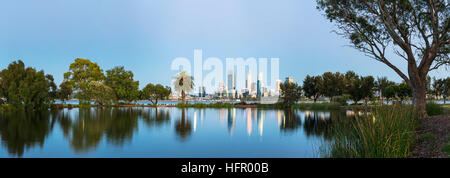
[
  {"left": 0, "top": 59, "right": 449, "bottom": 110},
  {"left": 279, "top": 71, "right": 449, "bottom": 107}
]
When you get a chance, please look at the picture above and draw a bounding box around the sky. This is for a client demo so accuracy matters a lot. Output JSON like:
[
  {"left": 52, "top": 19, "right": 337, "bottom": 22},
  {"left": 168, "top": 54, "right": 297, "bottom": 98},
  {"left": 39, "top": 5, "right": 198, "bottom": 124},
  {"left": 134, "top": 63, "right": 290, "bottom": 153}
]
[{"left": 0, "top": 0, "right": 448, "bottom": 92}]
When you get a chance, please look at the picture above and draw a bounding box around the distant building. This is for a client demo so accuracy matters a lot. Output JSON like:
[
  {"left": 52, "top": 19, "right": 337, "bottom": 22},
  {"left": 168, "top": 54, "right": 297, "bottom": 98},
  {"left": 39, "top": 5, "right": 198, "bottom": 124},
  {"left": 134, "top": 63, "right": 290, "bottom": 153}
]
[
  {"left": 198, "top": 86, "right": 206, "bottom": 97},
  {"left": 285, "top": 77, "right": 293, "bottom": 84}
]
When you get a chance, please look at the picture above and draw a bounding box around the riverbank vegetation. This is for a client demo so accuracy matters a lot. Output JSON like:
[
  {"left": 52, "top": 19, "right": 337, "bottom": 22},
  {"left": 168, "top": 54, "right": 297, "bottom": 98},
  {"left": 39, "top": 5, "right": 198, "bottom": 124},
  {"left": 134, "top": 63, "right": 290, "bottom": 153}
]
[{"left": 323, "top": 105, "right": 419, "bottom": 158}]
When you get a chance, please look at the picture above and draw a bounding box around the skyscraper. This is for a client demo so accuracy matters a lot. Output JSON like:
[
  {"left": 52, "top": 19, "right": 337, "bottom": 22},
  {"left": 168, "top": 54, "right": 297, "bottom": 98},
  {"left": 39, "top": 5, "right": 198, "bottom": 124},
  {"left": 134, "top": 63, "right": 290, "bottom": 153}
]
[
  {"left": 227, "top": 70, "right": 235, "bottom": 91},
  {"left": 246, "top": 73, "right": 252, "bottom": 92},
  {"left": 257, "top": 72, "right": 263, "bottom": 98}
]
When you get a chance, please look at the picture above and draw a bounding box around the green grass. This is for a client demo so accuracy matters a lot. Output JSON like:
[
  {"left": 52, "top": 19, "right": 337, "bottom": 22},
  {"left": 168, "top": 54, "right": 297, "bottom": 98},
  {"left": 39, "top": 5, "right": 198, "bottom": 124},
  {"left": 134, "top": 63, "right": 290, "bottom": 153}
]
[
  {"left": 323, "top": 104, "right": 419, "bottom": 158},
  {"left": 426, "top": 102, "right": 444, "bottom": 116}
]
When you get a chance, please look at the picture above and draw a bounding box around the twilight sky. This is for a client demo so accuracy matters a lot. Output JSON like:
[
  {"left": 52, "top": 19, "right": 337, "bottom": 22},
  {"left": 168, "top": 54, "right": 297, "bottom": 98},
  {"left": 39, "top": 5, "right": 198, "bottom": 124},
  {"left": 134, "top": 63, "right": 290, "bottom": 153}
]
[{"left": 0, "top": 0, "right": 448, "bottom": 92}]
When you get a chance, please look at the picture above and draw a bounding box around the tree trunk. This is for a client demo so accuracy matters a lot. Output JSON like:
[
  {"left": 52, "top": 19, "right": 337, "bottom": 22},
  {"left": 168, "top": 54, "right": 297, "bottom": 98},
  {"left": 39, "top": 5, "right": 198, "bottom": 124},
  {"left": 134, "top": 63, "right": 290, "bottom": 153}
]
[
  {"left": 182, "top": 90, "right": 186, "bottom": 104},
  {"left": 412, "top": 85, "right": 427, "bottom": 118}
]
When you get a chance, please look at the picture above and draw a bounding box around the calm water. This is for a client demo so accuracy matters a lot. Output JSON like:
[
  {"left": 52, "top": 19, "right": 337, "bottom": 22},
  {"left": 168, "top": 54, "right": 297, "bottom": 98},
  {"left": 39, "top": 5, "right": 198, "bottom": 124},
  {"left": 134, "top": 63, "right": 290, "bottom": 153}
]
[{"left": 0, "top": 107, "right": 352, "bottom": 158}]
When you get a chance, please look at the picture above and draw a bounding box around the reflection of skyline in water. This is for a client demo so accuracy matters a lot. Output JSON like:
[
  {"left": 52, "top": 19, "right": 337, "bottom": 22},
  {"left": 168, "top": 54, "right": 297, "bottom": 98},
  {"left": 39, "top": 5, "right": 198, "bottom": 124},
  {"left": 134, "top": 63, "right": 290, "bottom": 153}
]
[{"left": 0, "top": 108, "right": 349, "bottom": 157}]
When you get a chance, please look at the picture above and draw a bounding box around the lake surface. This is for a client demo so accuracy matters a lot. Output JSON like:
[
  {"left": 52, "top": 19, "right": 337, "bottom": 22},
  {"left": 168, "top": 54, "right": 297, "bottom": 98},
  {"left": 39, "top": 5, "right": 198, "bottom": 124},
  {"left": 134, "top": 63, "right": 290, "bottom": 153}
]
[{"left": 0, "top": 107, "right": 353, "bottom": 158}]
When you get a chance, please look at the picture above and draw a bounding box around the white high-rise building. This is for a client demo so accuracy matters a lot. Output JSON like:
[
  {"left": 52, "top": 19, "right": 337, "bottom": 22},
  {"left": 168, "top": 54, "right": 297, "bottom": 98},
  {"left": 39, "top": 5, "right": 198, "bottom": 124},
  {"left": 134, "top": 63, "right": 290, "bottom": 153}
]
[{"left": 246, "top": 73, "right": 252, "bottom": 92}]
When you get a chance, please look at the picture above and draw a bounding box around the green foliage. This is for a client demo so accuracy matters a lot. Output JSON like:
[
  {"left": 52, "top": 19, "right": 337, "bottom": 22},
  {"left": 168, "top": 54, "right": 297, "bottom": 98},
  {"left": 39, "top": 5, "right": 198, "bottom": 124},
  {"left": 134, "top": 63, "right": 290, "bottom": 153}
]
[
  {"left": 64, "top": 58, "right": 104, "bottom": 101},
  {"left": 426, "top": 102, "right": 444, "bottom": 116},
  {"left": 280, "top": 81, "right": 302, "bottom": 108},
  {"left": 320, "top": 72, "right": 345, "bottom": 99},
  {"left": 397, "top": 82, "right": 412, "bottom": 101},
  {"left": 58, "top": 81, "right": 73, "bottom": 104},
  {"left": 383, "top": 84, "right": 397, "bottom": 101},
  {"left": 141, "top": 83, "right": 171, "bottom": 105},
  {"left": 105, "top": 66, "right": 140, "bottom": 103},
  {"left": 0, "top": 60, "right": 53, "bottom": 110},
  {"left": 324, "top": 105, "right": 419, "bottom": 158},
  {"left": 442, "top": 144, "right": 450, "bottom": 157},
  {"left": 348, "top": 75, "right": 375, "bottom": 103},
  {"left": 432, "top": 77, "right": 450, "bottom": 102},
  {"left": 303, "top": 75, "right": 323, "bottom": 102},
  {"left": 84, "top": 81, "right": 116, "bottom": 106},
  {"left": 331, "top": 94, "right": 350, "bottom": 106}
]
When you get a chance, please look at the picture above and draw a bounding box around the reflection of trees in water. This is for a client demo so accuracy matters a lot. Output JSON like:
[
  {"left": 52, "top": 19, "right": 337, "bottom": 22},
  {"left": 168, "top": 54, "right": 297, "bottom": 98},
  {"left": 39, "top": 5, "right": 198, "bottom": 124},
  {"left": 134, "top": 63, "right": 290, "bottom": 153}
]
[
  {"left": 280, "top": 109, "right": 302, "bottom": 132},
  {"left": 0, "top": 111, "right": 52, "bottom": 157},
  {"left": 175, "top": 108, "right": 192, "bottom": 141},
  {"left": 303, "top": 111, "right": 347, "bottom": 140},
  {"left": 67, "top": 108, "right": 140, "bottom": 152},
  {"left": 141, "top": 108, "right": 171, "bottom": 127},
  {"left": 227, "top": 108, "right": 236, "bottom": 135}
]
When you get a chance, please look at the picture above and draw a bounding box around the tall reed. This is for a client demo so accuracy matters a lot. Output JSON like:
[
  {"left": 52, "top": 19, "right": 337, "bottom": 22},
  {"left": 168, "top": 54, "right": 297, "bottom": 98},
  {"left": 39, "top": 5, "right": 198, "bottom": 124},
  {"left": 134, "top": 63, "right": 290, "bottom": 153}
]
[{"left": 323, "top": 104, "right": 418, "bottom": 158}]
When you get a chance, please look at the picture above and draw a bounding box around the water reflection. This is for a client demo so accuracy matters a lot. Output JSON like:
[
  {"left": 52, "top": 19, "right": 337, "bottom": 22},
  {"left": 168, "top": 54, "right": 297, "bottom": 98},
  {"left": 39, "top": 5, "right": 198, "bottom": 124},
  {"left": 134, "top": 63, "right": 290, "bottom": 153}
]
[
  {"left": 0, "top": 111, "right": 51, "bottom": 157},
  {"left": 174, "top": 108, "right": 192, "bottom": 141},
  {"left": 0, "top": 108, "right": 354, "bottom": 157}
]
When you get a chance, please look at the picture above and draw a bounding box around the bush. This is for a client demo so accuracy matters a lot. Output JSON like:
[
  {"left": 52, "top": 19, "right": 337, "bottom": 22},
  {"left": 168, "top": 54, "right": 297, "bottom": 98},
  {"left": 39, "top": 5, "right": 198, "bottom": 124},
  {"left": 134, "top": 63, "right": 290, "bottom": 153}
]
[
  {"left": 331, "top": 94, "right": 350, "bottom": 106},
  {"left": 293, "top": 103, "right": 341, "bottom": 110},
  {"left": 426, "top": 102, "right": 443, "bottom": 116},
  {"left": 323, "top": 105, "right": 418, "bottom": 158}
]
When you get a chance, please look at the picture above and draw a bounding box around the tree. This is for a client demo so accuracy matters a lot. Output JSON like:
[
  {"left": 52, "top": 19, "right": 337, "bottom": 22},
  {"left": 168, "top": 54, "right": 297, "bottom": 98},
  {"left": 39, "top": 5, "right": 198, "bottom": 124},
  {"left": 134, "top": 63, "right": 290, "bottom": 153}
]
[
  {"left": 59, "top": 81, "right": 73, "bottom": 104},
  {"left": 433, "top": 77, "right": 450, "bottom": 103},
  {"left": 344, "top": 70, "right": 359, "bottom": 94},
  {"left": 375, "top": 76, "right": 394, "bottom": 104},
  {"left": 84, "top": 81, "right": 116, "bottom": 106},
  {"left": 142, "top": 83, "right": 172, "bottom": 105},
  {"left": 383, "top": 84, "right": 397, "bottom": 103},
  {"left": 397, "top": 82, "right": 412, "bottom": 102},
  {"left": 105, "top": 66, "right": 140, "bottom": 104},
  {"left": 320, "top": 72, "right": 345, "bottom": 100},
  {"left": 280, "top": 81, "right": 302, "bottom": 108},
  {"left": 64, "top": 58, "right": 104, "bottom": 102},
  {"left": 173, "top": 71, "right": 194, "bottom": 104},
  {"left": 444, "top": 77, "right": 450, "bottom": 104},
  {"left": 46, "top": 74, "right": 58, "bottom": 104},
  {"left": 317, "top": 0, "right": 449, "bottom": 117},
  {"left": 0, "top": 60, "right": 53, "bottom": 110},
  {"left": 348, "top": 75, "right": 375, "bottom": 105},
  {"left": 303, "top": 75, "right": 323, "bottom": 102}
]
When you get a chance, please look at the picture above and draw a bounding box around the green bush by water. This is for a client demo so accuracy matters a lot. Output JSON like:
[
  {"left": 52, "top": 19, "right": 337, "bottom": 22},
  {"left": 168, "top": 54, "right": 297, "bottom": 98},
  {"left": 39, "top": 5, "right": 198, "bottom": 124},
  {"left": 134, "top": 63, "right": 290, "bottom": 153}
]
[
  {"left": 323, "top": 105, "right": 418, "bottom": 158},
  {"left": 293, "top": 102, "right": 341, "bottom": 110},
  {"left": 426, "top": 102, "right": 443, "bottom": 116}
]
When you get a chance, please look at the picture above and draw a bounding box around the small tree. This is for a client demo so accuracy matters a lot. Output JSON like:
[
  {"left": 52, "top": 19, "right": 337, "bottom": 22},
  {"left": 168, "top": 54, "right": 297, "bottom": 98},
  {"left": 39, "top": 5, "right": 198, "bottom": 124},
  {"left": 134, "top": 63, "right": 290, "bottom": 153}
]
[
  {"left": 85, "top": 81, "right": 116, "bottom": 106},
  {"left": 59, "top": 81, "right": 73, "bottom": 104},
  {"left": 320, "top": 72, "right": 345, "bottom": 101},
  {"left": 142, "top": 83, "right": 172, "bottom": 105},
  {"left": 105, "top": 66, "right": 140, "bottom": 104},
  {"left": 173, "top": 71, "right": 194, "bottom": 104},
  {"left": 303, "top": 75, "right": 323, "bottom": 102},
  {"left": 64, "top": 58, "right": 104, "bottom": 103},
  {"left": 280, "top": 81, "right": 302, "bottom": 108},
  {"left": 383, "top": 84, "right": 397, "bottom": 104}
]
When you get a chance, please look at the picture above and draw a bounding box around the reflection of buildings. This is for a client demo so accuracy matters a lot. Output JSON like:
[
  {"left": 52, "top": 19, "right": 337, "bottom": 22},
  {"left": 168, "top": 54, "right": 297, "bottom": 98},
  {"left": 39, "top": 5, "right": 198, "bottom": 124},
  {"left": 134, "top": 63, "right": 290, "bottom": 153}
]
[
  {"left": 227, "top": 108, "right": 236, "bottom": 135},
  {"left": 257, "top": 109, "right": 264, "bottom": 136},
  {"left": 246, "top": 108, "right": 253, "bottom": 136}
]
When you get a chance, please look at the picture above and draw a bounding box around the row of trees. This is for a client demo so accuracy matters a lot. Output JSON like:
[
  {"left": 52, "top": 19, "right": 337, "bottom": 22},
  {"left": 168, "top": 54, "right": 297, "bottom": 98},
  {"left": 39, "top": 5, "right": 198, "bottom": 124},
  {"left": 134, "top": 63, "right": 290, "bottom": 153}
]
[
  {"left": 0, "top": 59, "right": 172, "bottom": 109},
  {"left": 280, "top": 70, "right": 449, "bottom": 107},
  {"left": 63, "top": 58, "right": 172, "bottom": 105}
]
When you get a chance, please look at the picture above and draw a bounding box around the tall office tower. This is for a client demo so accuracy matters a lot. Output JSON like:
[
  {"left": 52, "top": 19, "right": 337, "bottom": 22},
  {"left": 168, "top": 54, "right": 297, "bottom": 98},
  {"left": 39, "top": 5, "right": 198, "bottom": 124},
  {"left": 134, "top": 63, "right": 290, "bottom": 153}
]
[
  {"left": 246, "top": 73, "right": 252, "bottom": 92},
  {"left": 227, "top": 70, "right": 236, "bottom": 92},
  {"left": 286, "top": 77, "right": 293, "bottom": 84},
  {"left": 257, "top": 72, "right": 263, "bottom": 98},
  {"left": 276, "top": 80, "right": 282, "bottom": 93},
  {"left": 251, "top": 82, "right": 257, "bottom": 94}
]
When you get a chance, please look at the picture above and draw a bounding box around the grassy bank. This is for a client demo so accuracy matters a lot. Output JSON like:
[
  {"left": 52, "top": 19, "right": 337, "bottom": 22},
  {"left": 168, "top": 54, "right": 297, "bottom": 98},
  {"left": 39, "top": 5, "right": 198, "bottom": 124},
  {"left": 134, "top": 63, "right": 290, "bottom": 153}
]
[{"left": 323, "top": 105, "right": 419, "bottom": 158}]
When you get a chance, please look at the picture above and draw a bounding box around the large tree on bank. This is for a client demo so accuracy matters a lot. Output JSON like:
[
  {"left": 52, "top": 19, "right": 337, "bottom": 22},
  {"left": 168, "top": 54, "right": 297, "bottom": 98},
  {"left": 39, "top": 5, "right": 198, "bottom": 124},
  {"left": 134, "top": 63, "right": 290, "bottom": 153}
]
[{"left": 317, "top": 0, "right": 449, "bottom": 117}]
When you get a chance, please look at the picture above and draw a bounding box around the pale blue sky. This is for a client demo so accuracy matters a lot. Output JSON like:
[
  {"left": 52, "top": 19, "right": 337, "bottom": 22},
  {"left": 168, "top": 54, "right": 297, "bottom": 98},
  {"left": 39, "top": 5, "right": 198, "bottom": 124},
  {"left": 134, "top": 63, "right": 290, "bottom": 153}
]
[{"left": 0, "top": 0, "right": 447, "bottom": 91}]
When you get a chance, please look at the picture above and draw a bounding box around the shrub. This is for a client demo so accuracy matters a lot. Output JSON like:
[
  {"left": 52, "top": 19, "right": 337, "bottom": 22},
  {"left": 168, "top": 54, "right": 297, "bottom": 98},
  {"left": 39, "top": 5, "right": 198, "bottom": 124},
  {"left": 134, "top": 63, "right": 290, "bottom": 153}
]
[
  {"left": 331, "top": 94, "right": 350, "bottom": 106},
  {"left": 426, "top": 102, "right": 443, "bottom": 116}
]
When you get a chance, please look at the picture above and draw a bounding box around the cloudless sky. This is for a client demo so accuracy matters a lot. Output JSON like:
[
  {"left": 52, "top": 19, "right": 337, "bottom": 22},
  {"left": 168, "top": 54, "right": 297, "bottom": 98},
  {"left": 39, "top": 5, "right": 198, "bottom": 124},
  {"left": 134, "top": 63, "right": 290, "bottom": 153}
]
[{"left": 0, "top": 0, "right": 448, "bottom": 92}]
